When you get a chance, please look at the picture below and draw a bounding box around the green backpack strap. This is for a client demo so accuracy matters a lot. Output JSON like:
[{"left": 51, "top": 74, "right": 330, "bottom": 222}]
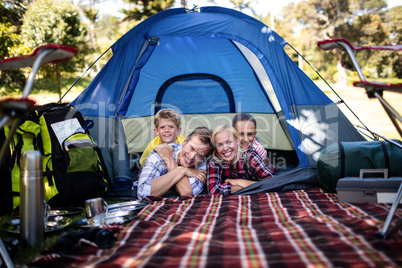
[
  {"left": 93, "top": 143, "right": 113, "bottom": 191},
  {"left": 0, "top": 129, "right": 13, "bottom": 215},
  {"left": 9, "top": 113, "right": 41, "bottom": 210}
]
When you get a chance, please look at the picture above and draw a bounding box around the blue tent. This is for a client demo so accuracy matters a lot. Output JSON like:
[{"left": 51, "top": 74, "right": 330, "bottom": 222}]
[{"left": 71, "top": 6, "right": 364, "bottom": 181}]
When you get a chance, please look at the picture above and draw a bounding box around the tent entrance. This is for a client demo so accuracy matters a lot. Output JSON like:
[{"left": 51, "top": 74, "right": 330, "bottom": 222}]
[
  {"left": 155, "top": 73, "right": 235, "bottom": 114},
  {"left": 71, "top": 7, "right": 366, "bottom": 171}
]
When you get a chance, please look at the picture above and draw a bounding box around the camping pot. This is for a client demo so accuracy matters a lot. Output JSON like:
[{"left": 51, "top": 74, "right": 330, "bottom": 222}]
[{"left": 20, "top": 150, "right": 45, "bottom": 247}]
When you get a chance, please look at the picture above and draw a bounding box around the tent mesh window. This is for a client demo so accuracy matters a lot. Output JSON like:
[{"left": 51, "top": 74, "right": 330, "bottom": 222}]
[{"left": 155, "top": 74, "right": 235, "bottom": 114}]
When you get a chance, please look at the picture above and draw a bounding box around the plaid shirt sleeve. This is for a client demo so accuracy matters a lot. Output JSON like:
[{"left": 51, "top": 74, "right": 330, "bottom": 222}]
[
  {"left": 207, "top": 160, "right": 232, "bottom": 195},
  {"left": 137, "top": 151, "right": 165, "bottom": 199},
  {"left": 188, "top": 161, "right": 206, "bottom": 195},
  {"left": 245, "top": 149, "right": 273, "bottom": 180}
]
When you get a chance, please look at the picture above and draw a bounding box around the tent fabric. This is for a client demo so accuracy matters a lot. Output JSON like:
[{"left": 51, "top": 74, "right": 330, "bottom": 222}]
[
  {"left": 122, "top": 113, "right": 295, "bottom": 153},
  {"left": 86, "top": 116, "right": 131, "bottom": 181},
  {"left": 118, "top": 37, "right": 159, "bottom": 116},
  {"left": 71, "top": 6, "right": 365, "bottom": 169},
  {"left": 235, "top": 168, "right": 319, "bottom": 195}
]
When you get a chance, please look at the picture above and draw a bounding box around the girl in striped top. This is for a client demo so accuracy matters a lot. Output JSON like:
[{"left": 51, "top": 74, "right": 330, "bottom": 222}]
[{"left": 232, "top": 113, "right": 277, "bottom": 173}]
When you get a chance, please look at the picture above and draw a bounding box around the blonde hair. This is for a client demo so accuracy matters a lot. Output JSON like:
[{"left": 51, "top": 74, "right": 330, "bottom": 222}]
[
  {"left": 154, "top": 108, "right": 181, "bottom": 128},
  {"left": 211, "top": 124, "right": 243, "bottom": 164}
]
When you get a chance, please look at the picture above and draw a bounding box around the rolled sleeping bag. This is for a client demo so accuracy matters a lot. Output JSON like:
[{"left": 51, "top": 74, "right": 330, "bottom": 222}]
[{"left": 317, "top": 140, "right": 402, "bottom": 192}]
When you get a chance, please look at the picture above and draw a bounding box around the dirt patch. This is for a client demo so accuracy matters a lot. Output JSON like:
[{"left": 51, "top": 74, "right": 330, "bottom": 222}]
[
  {"left": 322, "top": 83, "right": 402, "bottom": 140},
  {"left": 23, "top": 91, "right": 80, "bottom": 105}
]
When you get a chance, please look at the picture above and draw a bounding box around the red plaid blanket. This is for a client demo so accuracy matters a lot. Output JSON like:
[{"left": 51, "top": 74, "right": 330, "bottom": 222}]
[{"left": 31, "top": 189, "right": 402, "bottom": 267}]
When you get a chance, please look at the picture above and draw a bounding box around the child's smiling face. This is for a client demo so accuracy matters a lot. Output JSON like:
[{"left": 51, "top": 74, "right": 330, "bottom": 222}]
[
  {"left": 154, "top": 118, "right": 181, "bottom": 144},
  {"left": 234, "top": 120, "right": 256, "bottom": 150}
]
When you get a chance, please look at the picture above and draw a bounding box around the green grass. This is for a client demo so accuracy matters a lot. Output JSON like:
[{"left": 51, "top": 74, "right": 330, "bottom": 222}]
[
  {"left": 0, "top": 198, "right": 124, "bottom": 266},
  {"left": 0, "top": 72, "right": 93, "bottom": 103},
  {"left": 31, "top": 75, "right": 91, "bottom": 95},
  {"left": 0, "top": 210, "right": 85, "bottom": 265}
]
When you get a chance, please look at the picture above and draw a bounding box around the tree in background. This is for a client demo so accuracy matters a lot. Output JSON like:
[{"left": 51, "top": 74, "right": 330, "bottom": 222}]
[
  {"left": 21, "top": 0, "right": 89, "bottom": 99},
  {"left": 284, "top": 0, "right": 395, "bottom": 83},
  {"left": 122, "top": 0, "right": 175, "bottom": 21},
  {"left": 74, "top": 0, "right": 133, "bottom": 76},
  {"left": 385, "top": 6, "right": 401, "bottom": 45},
  {"left": 0, "top": 0, "right": 26, "bottom": 29},
  {"left": 384, "top": 5, "right": 402, "bottom": 78},
  {"left": 258, "top": 4, "right": 301, "bottom": 66},
  {"left": 229, "top": 0, "right": 256, "bottom": 15},
  {"left": 96, "top": 14, "right": 129, "bottom": 53},
  {"left": 81, "top": 1, "right": 101, "bottom": 73},
  {"left": 0, "top": 0, "right": 30, "bottom": 92}
]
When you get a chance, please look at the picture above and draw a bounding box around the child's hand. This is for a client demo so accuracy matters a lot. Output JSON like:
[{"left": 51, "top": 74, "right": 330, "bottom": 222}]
[
  {"left": 154, "top": 144, "right": 175, "bottom": 170},
  {"left": 154, "top": 143, "right": 173, "bottom": 156}
]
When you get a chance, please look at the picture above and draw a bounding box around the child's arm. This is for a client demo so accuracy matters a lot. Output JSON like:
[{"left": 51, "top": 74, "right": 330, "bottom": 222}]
[
  {"left": 247, "top": 151, "right": 273, "bottom": 179},
  {"left": 153, "top": 144, "right": 176, "bottom": 170},
  {"left": 149, "top": 166, "right": 192, "bottom": 196},
  {"left": 139, "top": 147, "right": 194, "bottom": 197},
  {"left": 252, "top": 140, "right": 276, "bottom": 173},
  {"left": 153, "top": 144, "right": 203, "bottom": 196},
  {"left": 263, "top": 156, "right": 272, "bottom": 170}
]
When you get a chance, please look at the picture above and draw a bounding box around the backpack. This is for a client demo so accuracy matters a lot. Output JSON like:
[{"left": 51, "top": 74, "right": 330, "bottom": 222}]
[
  {"left": 3, "top": 103, "right": 110, "bottom": 212},
  {"left": 0, "top": 129, "right": 13, "bottom": 215}
]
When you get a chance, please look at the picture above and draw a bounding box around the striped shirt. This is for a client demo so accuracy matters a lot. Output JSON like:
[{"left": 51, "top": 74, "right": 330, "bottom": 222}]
[
  {"left": 137, "top": 144, "right": 205, "bottom": 199},
  {"left": 252, "top": 138, "right": 267, "bottom": 160}
]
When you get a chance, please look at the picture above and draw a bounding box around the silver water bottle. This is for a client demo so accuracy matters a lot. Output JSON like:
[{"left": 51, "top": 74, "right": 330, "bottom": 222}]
[{"left": 20, "top": 150, "right": 45, "bottom": 247}]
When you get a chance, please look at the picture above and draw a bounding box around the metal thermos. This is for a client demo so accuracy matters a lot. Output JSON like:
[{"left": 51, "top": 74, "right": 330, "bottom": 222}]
[{"left": 20, "top": 150, "right": 45, "bottom": 247}]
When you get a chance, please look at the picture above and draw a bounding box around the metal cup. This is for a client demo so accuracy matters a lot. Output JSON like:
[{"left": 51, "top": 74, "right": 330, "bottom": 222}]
[{"left": 85, "top": 198, "right": 108, "bottom": 226}]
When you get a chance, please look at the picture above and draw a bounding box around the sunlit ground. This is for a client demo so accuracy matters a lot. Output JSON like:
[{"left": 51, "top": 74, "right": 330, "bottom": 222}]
[{"left": 318, "top": 82, "right": 402, "bottom": 140}]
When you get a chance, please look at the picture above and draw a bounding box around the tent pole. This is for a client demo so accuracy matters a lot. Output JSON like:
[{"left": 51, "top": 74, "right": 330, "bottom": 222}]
[
  {"left": 114, "top": 37, "right": 159, "bottom": 117},
  {"left": 286, "top": 43, "right": 375, "bottom": 140},
  {"left": 58, "top": 47, "right": 111, "bottom": 104}
]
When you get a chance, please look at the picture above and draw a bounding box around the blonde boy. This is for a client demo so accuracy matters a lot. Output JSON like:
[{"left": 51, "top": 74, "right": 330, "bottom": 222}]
[{"left": 139, "top": 108, "right": 185, "bottom": 166}]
